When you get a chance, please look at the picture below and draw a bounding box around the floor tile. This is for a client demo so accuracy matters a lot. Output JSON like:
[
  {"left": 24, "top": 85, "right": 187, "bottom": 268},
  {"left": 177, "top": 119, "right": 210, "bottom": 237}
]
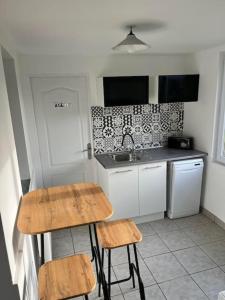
[
  {"left": 111, "top": 295, "right": 124, "bottom": 300},
  {"left": 174, "top": 246, "right": 216, "bottom": 274},
  {"left": 107, "top": 267, "right": 124, "bottom": 297},
  {"left": 75, "top": 249, "right": 92, "bottom": 257},
  {"left": 113, "top": 259, "right": 155, "bottom": 294},
  {"left": 137, "top": 235, "right": 169, "bottom": 258},
  {"left": 52, "top": 235, "right": 74, "bottom": 258},
  {"left": 174, "top": 214, "right": 211, "bottom": 229},
  {"left": 80, "top": 292, "right": 123, "bottom": 300},
  {"left": 150, "top": 218, "right": 179, "bottom": 234},
  {"left": 90, "top": 268, "right": 121, "bottom": 299},
  {"left": 124, "top": 285, "right": 165, "bottom": 300},
  {"left": 159, "top": 275, "right": 208, "bottom": 300},
  {"left": 73, "top": 241, "right": 92, "bottom": 252},
  {"left": 159, "top": 230, "right": 195, "bottom": 251},
  {"left": 137, "top": 222, "right": 155, "bottom": 236},
  {"left": 183, "top": 223, "right": 225, "bottom": 245},
  {"left": 103, "top": 247, "right": 139, "bottom": 267},
  {"left": 200, "top": 240, "right": 225, "bottom": 266},
  {"left": 51, "top": 228, "right": 71, "bottom": 240},
  {"left": 192, "top": 267, "right": 225, "bottom": 300},
  {"left": 71, "top": 225, "right": 91, "bottom": 252},
  {"left": 51, "top": 214, "right": 225, "bottom": 299},
  {"left": 144, "top": 253, "right": 187, "bottom": 283},
  {"left": 71, "top": 225, "right": 89, "bottom": 234}
]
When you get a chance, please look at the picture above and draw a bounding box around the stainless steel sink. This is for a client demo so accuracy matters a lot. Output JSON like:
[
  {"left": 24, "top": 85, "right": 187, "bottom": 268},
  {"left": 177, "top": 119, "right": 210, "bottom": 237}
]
[{"left": 110, "top": 152, "right": 141, "bottom": 162}]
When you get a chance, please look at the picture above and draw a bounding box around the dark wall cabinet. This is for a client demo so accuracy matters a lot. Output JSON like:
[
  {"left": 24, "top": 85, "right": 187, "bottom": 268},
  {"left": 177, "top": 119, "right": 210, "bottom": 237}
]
[{"left": 158, "top": 74, "right": 199, "bottom": 103}]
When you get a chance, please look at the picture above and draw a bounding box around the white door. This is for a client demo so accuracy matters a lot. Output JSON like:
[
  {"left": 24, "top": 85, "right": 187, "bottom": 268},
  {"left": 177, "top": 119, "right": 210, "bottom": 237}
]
[
  {"left": 31, "top": 76, "right": 92, "bottom": 187},
  {"left": 139, "top": 162, "right": 167, "bottom": 216},
  {"left": 108, "top": 166, "right": 139, "bottom": 219}
]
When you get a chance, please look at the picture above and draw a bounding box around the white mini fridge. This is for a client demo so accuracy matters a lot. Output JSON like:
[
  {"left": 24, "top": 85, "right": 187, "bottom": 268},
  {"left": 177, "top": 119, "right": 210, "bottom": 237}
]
[{"left": 167, "top": 158, "right": 204, "bottom": 219}]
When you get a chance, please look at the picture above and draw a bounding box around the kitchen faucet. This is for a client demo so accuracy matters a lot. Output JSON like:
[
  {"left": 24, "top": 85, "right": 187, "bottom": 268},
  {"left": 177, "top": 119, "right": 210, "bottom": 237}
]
[{"left": 121, "top": 133, "right": 135, "bottom": 159}]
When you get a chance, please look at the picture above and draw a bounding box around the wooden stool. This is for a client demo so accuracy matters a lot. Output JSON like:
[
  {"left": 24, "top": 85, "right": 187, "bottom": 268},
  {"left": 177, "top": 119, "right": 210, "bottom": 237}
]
[
  {"left": 97, "top": 219, "right": 146, "bottom": 300},
  {"left": 38, "top": 254, "right": 96, "bottom": 300}
]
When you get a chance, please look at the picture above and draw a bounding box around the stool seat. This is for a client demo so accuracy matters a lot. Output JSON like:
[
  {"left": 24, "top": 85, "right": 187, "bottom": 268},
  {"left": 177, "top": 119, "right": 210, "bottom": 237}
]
[
  {"left": 97, "top": 219, "right": 142, "bottom": 249},
  {"left": 38, "top": 254, "right": 96, "bottom": 300}
]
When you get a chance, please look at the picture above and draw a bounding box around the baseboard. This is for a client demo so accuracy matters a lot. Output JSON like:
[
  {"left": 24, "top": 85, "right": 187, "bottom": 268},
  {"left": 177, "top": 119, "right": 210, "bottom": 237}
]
[
  {"left": 201, "top": 207, "right": 225, "bottom": 231},
  {"left": 134, "top": 212, "right": 164, "bottom": 224},
  {"left": 134, "top": 208, "right": 225, "bottom": 231}
]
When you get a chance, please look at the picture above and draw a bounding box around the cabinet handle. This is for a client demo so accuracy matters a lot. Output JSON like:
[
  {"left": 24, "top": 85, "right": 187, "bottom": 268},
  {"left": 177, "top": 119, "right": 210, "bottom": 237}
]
[
  {"left": 142, "top": 166, "right": 162, "bottom": 170},
  {"left": 112, "top": 170, "right": 133, "bottom": 174}
]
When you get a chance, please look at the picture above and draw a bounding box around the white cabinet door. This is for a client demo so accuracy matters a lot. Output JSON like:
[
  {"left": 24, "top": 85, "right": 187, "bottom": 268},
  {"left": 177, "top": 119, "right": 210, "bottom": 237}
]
[
  {"left": 108, "top": 166, "right": 139, "bottom": 220},
  {"left": 139, "top": 162, "right": 167, "bottom": 216}
]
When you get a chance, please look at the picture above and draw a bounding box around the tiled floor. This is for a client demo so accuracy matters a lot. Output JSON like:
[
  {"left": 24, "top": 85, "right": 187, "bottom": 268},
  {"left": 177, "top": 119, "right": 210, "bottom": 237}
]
[{"left": 51, "top": 214, "right": 225, "bottom": 299}]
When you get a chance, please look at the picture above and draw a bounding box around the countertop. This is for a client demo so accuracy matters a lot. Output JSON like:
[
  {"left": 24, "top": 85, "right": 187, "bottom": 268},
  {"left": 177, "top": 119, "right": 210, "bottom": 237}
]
[{"left": 95, "top": 147, "right": 207, "bottom": 169}]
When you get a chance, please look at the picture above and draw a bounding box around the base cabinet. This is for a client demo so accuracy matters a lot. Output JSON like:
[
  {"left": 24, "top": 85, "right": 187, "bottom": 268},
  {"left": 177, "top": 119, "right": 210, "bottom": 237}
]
[
  {"left": 96, "top": 159, "right": 167, "bottom": 219},
  {"left": 139, "top": 162, "right": 167, "bottom": 216},
  {"left": 108, "top": 167, "right": 139, "bottom": 219}
]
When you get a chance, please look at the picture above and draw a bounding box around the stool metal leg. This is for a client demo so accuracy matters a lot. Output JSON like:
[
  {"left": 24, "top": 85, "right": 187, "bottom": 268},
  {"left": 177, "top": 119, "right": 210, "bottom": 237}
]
[
  {"left": 89, "top": 225, "right": 99, "bottom": 284},
  {"left": 133, "top": 244, "right": 145, "bottom": 300},
  {"left": 127, "top": 245, "right": 135, "bottom": 288},
  {"left": 84, "top": 295, "right": 89, "bottom": 300},
  {"left": 93, "top": 224, "right": 110, "bottom": 300},
  {"left": 101, "top": 243, "right": 145, "bottom": 300},
  {"left": 88, "top": 225, "right": 95, "bottom": 262},
  {"left": 40, "top": 233, "right": 45, "bottom": 265},
  {"left": 105, "top": 246, "right": 136, "bottom": 287},
  {"left": 98, "top": 249, "right": 105, "bottom": 297},
  {"left": 108, "top": 249, "right": 111, "bottom": 298}
]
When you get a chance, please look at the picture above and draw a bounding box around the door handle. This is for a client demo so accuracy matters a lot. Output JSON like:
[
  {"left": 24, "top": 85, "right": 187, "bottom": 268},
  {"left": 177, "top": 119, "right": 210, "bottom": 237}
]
[
  {"left": 142, "top": 166, "right": 162, "bottom": 170},
  {"left": 112, "top": 170, "right": 133, "bottom": 174},
  {"left": 83, "top": 143, "right": 92, "bottom": 159}
]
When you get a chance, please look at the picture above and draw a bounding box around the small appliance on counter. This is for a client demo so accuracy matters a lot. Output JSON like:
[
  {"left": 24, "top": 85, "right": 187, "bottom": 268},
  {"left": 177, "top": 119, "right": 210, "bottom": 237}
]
[{"left": 168, "top": 136, "right": 194, "bottom": 150}]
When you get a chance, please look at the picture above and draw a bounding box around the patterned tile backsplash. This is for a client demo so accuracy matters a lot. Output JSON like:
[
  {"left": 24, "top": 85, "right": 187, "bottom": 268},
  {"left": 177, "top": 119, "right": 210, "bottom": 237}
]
[{"left": 91, "top": 103, "right": 184, "bottom": 154}]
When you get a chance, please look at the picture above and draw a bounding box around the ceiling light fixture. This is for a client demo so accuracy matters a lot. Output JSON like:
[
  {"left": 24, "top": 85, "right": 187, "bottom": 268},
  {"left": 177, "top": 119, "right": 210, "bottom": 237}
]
[{"left": 112, "top": 26, "right": 150, "bottom": 53}]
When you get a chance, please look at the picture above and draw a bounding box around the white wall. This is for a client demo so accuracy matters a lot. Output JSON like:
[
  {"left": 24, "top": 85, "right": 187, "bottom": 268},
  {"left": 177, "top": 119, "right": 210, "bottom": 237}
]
[
  {"left": 18, "top": 53, "right": 196, "bottom": 186},
  {"left": 184, "top": 44, "right": 225, "bottom": 223},
  {"left": 0, "top": 46, "right": 22, "bottom": 285},
  {"left": 2, "top": 53, "right": 30, "bottom": 180},
  {"left": 0, "top": 31, "right": 38, "bottom": 299}
]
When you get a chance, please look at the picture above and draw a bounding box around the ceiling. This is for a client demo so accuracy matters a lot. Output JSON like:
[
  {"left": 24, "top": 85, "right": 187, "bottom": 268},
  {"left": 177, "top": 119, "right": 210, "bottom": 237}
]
[{"left": 1, "top": 0, "right": 225, "bottom": 55}]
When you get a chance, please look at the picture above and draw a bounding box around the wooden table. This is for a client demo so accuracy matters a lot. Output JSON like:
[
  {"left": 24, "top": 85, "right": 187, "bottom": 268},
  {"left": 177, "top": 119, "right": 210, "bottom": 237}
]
[{"left": 17, "top": 182, "right": 113, "bottom": 300}]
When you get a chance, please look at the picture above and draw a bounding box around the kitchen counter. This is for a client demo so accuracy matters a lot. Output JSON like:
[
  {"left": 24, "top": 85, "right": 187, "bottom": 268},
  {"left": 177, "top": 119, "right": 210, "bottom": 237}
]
[{"left": 95, "top": 147, "right": 207, "bottom": 169}]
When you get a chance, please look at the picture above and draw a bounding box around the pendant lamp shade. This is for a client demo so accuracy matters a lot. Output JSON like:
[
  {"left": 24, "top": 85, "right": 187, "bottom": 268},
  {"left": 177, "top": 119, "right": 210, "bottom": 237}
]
[{"left": 112, "top": 26, "right": 149, "bottom": 53}]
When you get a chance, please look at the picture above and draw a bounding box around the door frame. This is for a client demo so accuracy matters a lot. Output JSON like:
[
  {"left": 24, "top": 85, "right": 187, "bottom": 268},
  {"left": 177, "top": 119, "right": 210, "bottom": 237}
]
[{"left": 28, "top": 73, "right": 93, "bottom": 187}]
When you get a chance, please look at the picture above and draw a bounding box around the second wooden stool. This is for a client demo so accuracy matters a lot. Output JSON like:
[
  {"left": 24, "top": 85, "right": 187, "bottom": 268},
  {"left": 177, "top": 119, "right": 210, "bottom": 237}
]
[
  {"left": 97, "top": 219, "right": 146, "bottom": 300},
  {"left": 38, "top": 254, "right": 96, "bottom": 300}
]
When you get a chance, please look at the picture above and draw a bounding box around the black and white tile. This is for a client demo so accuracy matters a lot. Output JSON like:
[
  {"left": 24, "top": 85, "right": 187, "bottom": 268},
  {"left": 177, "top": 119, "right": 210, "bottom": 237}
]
[
  {"left": 91, "top": 103, "right": 184, "bottom": 153},
  {"left": 103, "top": 126, "right": 114, "bottom": 138},
  {"left": 112, "top": 106, "right": 123, "bottom": 116},
  {"left": 91, "top": 106, "right": 103, "bottom": 117},
  {"left": 103, "top": 107, "right": 112, "bottom": 116},
  {"left": 92, "top": 117, "right": 104, "bottom": 129},
  {"left": 112, "top": 116, "right": 123, "bottom": 127},
  {"left": 133, "top": 105, "right": 143, "bottom": 115}
]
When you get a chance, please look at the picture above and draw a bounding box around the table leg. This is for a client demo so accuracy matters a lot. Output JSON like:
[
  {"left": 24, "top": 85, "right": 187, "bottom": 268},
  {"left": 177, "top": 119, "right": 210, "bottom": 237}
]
[
  {"left": 40, "top": 233, "right": 45, "bottom": 265},
  {"left": 93, "top": 224, "right": 110, "bottom": 300}
]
